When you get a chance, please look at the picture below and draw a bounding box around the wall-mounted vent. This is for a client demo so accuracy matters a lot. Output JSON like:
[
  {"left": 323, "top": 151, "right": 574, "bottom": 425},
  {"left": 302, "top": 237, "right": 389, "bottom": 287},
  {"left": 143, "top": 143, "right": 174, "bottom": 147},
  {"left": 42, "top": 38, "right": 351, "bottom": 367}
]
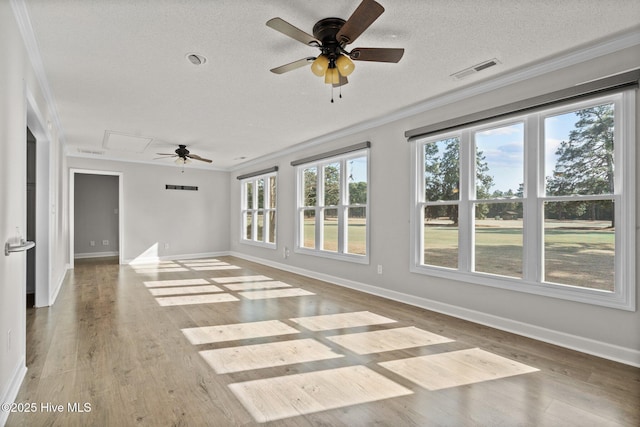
[
  {"left": 451, "top": 58, "right": 501, "bottom": 80},
  {"left": 166, "top": 185, "right": 198, "bottom": 191}
]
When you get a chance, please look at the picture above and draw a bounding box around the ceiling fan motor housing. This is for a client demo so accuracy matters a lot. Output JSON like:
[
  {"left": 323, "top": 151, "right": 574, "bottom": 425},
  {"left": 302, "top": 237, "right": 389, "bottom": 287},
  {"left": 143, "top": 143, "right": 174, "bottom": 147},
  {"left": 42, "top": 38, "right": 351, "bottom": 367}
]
[{"left": 313, "top": 18, "right": 347, "bottom": 60}]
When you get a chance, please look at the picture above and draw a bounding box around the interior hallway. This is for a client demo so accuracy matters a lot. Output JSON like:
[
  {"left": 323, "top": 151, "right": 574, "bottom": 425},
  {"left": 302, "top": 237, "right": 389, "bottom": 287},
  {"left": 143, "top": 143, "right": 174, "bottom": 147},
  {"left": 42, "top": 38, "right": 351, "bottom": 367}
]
[{"left": 7, "top": 256, "right": 639, "bottom": 426}]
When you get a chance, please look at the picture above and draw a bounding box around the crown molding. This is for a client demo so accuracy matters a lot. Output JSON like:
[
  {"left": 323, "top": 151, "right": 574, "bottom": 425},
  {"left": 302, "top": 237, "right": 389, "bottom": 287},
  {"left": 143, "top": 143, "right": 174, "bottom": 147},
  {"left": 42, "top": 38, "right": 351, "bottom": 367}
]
[
  {"left": 232, "top": 28, "right": 640, "bottom": 172},
  {"left": 11, "top": 0, "right": 66, "bottom": 147}
]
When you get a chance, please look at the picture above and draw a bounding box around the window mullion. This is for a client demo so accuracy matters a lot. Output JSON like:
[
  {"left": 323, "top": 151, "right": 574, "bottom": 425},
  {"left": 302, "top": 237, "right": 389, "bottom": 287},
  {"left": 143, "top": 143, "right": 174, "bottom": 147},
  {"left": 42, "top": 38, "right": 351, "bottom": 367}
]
[
  {"left": 458, "top": 130, "right": 473, "bottom": 272},
  {"left": 522, "top": 115, "right": 540, "bottom": 282}
]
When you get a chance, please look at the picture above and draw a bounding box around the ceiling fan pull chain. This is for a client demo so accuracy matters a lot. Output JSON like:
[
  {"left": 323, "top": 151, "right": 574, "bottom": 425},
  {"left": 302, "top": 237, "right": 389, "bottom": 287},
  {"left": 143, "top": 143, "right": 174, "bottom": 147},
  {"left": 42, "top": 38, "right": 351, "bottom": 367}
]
[{"left": 331, "top": 85, "right": 334, "bottom": 103}]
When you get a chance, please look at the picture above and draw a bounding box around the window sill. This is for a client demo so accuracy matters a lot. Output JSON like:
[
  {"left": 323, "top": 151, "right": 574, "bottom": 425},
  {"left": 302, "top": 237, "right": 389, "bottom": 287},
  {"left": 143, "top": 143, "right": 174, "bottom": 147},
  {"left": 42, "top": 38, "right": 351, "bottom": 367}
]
[
  {"left": 294, "top": 247, "right": 369, "bottom": 265},
  {"left": 240, "top": 240, "right": 277, "bottom": 250},
  {"left": 410, "top": 264, "right": 635, "bottom": 311}
]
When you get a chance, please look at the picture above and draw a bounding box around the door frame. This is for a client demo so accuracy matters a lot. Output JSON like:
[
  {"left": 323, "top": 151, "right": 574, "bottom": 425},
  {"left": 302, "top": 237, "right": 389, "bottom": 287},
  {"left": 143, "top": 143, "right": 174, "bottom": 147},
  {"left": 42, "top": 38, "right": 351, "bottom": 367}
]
[
  {"left": 26, "top": 91, "right": 51, "bottom": 307},
  {"left": 69, "top": 169, "right": 124, "bottom": 268}
]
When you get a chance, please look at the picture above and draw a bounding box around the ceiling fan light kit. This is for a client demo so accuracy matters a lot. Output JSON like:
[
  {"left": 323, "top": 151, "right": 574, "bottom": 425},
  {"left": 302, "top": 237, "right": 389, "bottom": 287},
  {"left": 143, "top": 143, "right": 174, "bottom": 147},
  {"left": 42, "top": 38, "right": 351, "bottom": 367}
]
[
  {"left": 155, "top": 144, "right": 213, "bottom": 170},
  {"left": 266, "top": 0, "right": 404, "bottom": 101}
]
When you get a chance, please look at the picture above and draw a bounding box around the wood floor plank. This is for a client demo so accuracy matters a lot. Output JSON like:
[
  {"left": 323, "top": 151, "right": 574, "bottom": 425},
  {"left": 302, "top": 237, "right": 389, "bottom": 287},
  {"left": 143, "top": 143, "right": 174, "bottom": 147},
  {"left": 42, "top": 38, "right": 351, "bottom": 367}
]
[{"left": 7, "top": 256, "right": 639, "bottom": 426}]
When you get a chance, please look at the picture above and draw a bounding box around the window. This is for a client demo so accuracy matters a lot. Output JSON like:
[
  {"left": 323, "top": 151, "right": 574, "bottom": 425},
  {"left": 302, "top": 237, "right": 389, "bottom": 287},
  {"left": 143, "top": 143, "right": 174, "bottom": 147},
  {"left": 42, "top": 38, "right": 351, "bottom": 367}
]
[
  {"left": 296, "top": 150, "right": 369, "bottom": 263},
  {"left": 241, "top": 172, "right": 277, "bottom": 247},
  {"left": 411, "top": 91, "right": 635, "bottom": 310}
]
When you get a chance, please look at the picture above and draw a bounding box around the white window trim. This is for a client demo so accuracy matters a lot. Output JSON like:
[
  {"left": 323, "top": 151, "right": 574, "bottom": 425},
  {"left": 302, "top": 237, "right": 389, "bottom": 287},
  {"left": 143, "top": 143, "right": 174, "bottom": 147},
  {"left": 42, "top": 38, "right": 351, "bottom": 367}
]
[
  {"left": 410, "top": 91, "right": 635, "bottom": 311},
  {"left": 295, "top": 149, "right": 370, "bottom": 264},
  {"left": 240, "top": 172, "right": 277, "bottom": 249}
]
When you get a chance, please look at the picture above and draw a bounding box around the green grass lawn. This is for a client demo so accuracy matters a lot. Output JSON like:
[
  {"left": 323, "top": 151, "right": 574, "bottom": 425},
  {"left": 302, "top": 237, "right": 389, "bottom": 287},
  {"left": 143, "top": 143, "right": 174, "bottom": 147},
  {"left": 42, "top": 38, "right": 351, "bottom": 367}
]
[
  {"left": 304, "top": 217, "right": 614, "bottom": 291},
  {"left": 423, "top": 222, "right": 614, "bottom": 291}
]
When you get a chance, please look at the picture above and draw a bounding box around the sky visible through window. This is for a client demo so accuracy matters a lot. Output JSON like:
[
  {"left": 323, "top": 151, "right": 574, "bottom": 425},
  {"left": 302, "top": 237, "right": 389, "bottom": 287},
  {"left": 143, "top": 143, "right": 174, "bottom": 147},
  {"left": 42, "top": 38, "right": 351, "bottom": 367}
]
[
  {"left": 475, "top": 113, "right": 578, "bottom": 195},
  {"left": 348, "top": 157, "right": 367, "bottom": 184}
]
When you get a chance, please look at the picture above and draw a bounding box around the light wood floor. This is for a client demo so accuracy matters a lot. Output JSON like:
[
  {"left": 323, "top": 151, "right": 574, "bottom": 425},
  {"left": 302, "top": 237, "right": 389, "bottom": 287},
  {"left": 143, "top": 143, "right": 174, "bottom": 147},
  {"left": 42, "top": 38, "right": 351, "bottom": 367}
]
[{"left": 7, "top": 256, "right": 639, "bottom": 426}]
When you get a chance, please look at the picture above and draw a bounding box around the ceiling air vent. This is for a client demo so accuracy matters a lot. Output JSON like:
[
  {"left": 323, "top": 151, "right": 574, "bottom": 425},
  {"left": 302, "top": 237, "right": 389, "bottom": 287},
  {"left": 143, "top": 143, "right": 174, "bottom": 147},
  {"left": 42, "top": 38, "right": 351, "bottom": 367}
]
[
  {"left": 451, "top": 58, "right": 500, "bottom": 80},
  {"left": 77, "top": 147, "right": 105, "bottom": 155}
]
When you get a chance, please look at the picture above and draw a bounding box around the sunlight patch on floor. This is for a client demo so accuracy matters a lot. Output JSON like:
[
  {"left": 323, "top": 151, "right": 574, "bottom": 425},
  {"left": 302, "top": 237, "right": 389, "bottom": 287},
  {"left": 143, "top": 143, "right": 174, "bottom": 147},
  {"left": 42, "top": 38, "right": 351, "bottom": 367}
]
[
  {"left": 155, "top": 293, "right": 239, "bottom": 306},
  {"left": 211, "top": 275, "right": 274, "bottom": 283},
  {"left": 379, "top": 348, "right": 539, "bottom": 390},
  {"left": 181, "top": 261, "right": 228, "bottom": 267},
  {"left": 238, "top": 288, "right": 315, "bottom": 300},
  {"left": 228, "top": 365, "right": 413, "bottom": 422},
  {"left": 134, "top": 267, "right": 189, "bottom": 274},
  {"left": 327, "top": 326, "right": 454, "bottom": 354},
  {"left": 290, "top": 311, "right": 397, "bottom": 331},
  {"left": 222, "top": 281, "right": 292, "bottom": 291},
  {"left": 147, "top": 285, "right": 224, "bottom": 296},
  {"left": 200, "top": 339, "right": 343, "bottom": 374},
  {"left": 191, "top": 265, "right": 242, "bottom": 271},
  {"left": 144, "top": 278, "right": 209, "bottom": 288},
  {"left": 181, "top": 320, "right": 299, "bottom": 345}
]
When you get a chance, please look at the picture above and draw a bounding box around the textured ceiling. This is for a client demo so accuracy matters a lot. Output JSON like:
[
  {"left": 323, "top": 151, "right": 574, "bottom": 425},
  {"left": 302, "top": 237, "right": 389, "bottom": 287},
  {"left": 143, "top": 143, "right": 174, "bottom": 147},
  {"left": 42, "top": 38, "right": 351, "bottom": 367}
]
[{"left": 22, "top": 0, "right": 640, "bottom": 170}]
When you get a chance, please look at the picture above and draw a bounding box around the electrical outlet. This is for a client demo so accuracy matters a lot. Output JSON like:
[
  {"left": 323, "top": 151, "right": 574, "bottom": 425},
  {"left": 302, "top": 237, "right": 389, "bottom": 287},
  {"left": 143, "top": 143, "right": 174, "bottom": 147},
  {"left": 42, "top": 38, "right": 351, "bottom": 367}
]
[
  {"left": 90, "top": 240, "right": 95, "bottom": 247},
  {"left": 102, "top": 240, "right": 109, "bottom": 246},
  {"left": 283, "top": 246, "right": 290, "bottom": 259},
  {"left": 377, "top": 265, "right": 383, "bottom": 274}
]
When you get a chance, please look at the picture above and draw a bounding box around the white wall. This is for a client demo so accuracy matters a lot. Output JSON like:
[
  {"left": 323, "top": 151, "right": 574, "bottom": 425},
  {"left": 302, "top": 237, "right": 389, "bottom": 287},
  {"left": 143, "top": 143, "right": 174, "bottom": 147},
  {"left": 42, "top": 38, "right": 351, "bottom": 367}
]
[
  {"left": 230, "top": 45, "right": 640, "bottom": 365},
  {"left": 67, "top": 157, "right": 230, "bottom": 263},
  {"left": 74, "top": 173, "right": 119, "bottom": 257},
  {"left": 0, "top": 2, "right": 69, "bottom": 424}
]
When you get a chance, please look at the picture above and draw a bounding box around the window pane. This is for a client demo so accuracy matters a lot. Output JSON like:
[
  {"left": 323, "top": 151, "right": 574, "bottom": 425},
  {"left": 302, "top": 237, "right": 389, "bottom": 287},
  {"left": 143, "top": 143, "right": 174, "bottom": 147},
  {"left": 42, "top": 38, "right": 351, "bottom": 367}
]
[
  {"left": 475, "top": 123, "right": 524, "bottom": 199},
  {"left": 244, "top": 212, "right": 252, "bottom": 240},
  {"left": 268, "top": 176, "right": 276, "bottom": 209},
  {"left": 347, "top": 157, "right": 367, "bottom": 204},
  {"left": 544, "top": 200, "right": 614, "bottom": 291},
  {"left": 256, "top": 211, "right": 264, "bottom": 241},
  {"left": 303, "top": 167, "right": 317, "bottom": 207},
  {"left": 267, "top": 211, "right": 276, "bottom": 244},
  {"left": 545, "top": 103, "right": 615, "bottom": 196},
  {"left": 423, "top": 205, "right": 458, "bottom": 268},
  {"left": 324, "top": 163, "right": 340, "bottom": 206},
  {"left": 424, "top": 137, "right": 460, "bottom": 202},
  {"left": 245, "top": 182, "right": 253, "bottom": 209},
  {"left": 302, "top": 209, "right": 315, "bottom": 249},
  {"left": 257, "top": 179, "right": 265, "bottom": 209},
  {"left": 322, "top": 208, "right": 338, "bottom": 252},
  {"left": 474, "top": 203, "right": 523, "bottom": 278},
  {"left": 347, "top": 207, "right": 366, "bottom": 255}
]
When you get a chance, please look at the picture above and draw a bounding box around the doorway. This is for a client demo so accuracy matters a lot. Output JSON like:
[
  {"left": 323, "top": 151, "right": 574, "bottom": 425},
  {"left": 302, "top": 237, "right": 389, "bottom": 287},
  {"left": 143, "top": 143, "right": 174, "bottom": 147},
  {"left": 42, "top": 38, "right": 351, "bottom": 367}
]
[
  {"left": 69, "top": 169, "right": 123, "bottom": 268},
  {"left": 26, "top": 128, "right": 36, "bottom": 307}
]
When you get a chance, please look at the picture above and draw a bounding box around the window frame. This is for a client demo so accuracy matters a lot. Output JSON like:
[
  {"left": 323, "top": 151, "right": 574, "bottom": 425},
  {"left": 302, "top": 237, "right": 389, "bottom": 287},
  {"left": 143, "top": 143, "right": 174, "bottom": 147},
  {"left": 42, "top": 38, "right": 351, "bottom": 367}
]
[
  {"left": 295, "top": 149, "right": 370, "bottom": 264},
  {"left": 240, "top": 171, "right": 277, "bottom": 249},
  {"left": 410, "top": 91, "right": 635, "bottom": 310}
]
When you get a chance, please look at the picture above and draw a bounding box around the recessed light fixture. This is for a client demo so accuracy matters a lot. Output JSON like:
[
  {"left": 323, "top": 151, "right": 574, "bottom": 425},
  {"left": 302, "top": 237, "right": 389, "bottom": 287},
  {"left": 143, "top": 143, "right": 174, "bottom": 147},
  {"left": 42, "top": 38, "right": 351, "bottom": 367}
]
[{"left": 186, "top": 53, "right": 207, "bottom": 66}]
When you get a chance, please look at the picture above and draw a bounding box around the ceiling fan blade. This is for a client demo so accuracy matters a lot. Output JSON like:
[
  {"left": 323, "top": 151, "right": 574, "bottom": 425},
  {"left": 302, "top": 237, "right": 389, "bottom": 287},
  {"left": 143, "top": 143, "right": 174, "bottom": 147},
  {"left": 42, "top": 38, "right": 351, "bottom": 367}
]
[
  {"left": 154, "top": 155, "right": 177, "bottom": 160},
  {"left": 266, "top": 18, "right": 321, "bottom": 47},
  {"left": 335, "top": 0, "right": 384, "bottom": 45},
  {"left": 333, "top": 75, "right": 348, "bottom": 88},
  {"left": 349, "top": 47, "right": 404, "bottom": 63},
  {"left": 187, "top": 154, "right": 213, "bottom": 163},
  {"left": 156, "top": 152, "right": 176, "bottom": 156},
  {"left": 270, "top": 57, "right": 316, "bottom": 74}
]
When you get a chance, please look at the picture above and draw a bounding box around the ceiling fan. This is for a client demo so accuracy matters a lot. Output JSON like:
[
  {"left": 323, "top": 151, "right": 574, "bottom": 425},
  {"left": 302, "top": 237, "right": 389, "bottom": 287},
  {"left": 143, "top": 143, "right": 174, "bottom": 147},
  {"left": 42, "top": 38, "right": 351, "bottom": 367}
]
[
  {"left": 266, "top": 0, "right": 404, "bottom": 89},
  {"left": 155, "top": 144, "right": 212, "bottom": 165}
]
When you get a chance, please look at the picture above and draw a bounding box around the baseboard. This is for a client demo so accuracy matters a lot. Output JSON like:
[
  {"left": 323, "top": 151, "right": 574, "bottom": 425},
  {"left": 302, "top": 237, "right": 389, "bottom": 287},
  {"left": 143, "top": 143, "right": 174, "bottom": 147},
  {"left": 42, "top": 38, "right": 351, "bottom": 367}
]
[
  {"left": 0, "top": 359, "right": 27, "bottom": 427},
  {"left": 124, "top": 251, "right": 231, "bottom": 265},
  {"left": 229, "top": 251, "right": 640, "bottom": 368},
  {"left": 74, "top": 251, "right": 119, "bottom": 259}
]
